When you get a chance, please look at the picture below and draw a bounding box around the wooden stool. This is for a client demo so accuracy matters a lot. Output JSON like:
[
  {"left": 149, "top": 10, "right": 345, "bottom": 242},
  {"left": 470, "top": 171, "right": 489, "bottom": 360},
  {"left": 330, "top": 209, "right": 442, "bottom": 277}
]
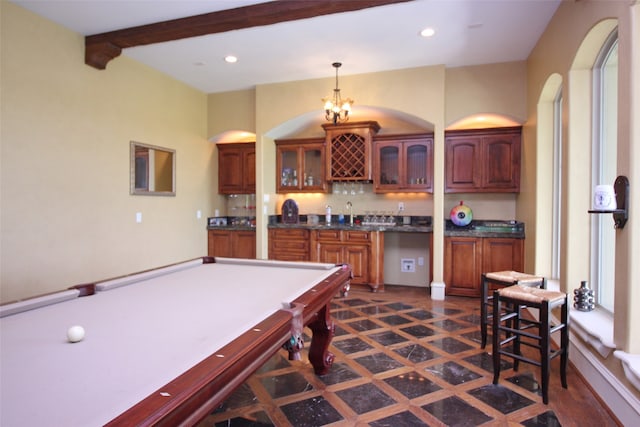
[
  {"left": 480, "top": 271, "right": 545, "bottom": 349},
  {"left": 492, "top": 285, "right": 569, "bottom": 404}
]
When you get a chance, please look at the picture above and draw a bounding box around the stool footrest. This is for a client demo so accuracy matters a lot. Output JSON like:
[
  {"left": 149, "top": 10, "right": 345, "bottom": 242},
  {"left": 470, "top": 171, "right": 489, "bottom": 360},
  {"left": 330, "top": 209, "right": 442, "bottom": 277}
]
[
  {"left": 491, "top": 280, "right": 568, "bottom": 405},
  {"left": 549, "top": 324, "right": 566, "bottom": 334},
  {"left": 498, "top": 350, "right": 542, "bottom": 368},
  {"left": 500, "top": 326, "right": 542, "bottom": 341}
]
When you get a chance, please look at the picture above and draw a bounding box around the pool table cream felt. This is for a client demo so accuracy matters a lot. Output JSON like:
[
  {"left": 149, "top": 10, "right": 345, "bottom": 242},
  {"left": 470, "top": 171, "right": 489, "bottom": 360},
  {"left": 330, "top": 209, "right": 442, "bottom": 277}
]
[{"left": 0, "top": 258, "right": 342, "bottom": 427}]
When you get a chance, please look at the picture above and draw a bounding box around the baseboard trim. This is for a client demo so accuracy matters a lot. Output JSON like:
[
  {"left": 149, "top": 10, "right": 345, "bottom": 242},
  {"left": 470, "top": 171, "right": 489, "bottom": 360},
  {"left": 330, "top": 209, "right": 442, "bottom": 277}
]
[{"left": 570, "top": 333, "right": 640, "bottom": 426}]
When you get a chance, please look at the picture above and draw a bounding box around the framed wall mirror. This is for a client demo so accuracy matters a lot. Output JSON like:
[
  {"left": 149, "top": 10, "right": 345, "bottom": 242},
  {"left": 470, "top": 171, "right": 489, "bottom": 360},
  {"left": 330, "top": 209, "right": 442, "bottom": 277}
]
[{"left": 130, "top": 141, "right": 176, "bottom": 196}]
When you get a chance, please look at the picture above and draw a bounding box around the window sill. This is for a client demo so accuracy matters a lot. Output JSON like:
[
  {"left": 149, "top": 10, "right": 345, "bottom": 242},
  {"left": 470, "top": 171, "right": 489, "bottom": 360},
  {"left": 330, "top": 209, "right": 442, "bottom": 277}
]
[
  {"left": 569, "top": 307, "right": 616, "bottom": 358},
  {"left": 614, "top": 351, "right": 640, "bottom": 392}
]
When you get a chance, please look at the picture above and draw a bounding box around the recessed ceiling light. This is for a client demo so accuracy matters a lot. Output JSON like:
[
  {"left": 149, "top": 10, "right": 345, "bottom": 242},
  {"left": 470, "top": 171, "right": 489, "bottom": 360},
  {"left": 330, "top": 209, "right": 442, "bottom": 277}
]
[
  {"left": 224, "top": 55, "right": 238, "bottom": 63},
  {"left": 420, "top": 27, "right": 435, "bottom": 38}
]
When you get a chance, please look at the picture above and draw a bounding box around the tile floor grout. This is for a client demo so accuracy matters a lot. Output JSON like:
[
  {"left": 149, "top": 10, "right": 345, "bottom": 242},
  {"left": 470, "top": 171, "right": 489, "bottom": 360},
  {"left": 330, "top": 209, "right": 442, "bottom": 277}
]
[{"left": 198, "top": 288, "right": 618, "bottom": 427}]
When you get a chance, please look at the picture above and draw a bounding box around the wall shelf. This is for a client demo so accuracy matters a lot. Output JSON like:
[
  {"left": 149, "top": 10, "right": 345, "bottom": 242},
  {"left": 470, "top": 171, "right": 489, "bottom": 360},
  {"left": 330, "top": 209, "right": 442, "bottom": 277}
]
[{"left": 588, "top": 175, "right": 629, "bottom": 229}]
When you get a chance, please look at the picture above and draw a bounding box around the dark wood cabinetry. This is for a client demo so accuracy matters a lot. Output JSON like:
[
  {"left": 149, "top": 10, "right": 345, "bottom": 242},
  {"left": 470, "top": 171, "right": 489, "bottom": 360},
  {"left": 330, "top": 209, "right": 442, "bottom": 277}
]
[
  {"left": 208, "top": 229, "right": 256, "bottom": 259},
  {"left": 373, "top": 133, "right": 433, "bottom": 193},
  {"left": 311, "top": 229, "right": 369, "bottom": 285},
  {"left": 275, "top": 138, "right": 327, "bottom": 193},
  {"left": 217, "top": 143, "right": 255, "bottom": 194},
  {"left": 269, "top": 227, "right": 383, "bottom": 290},
  {"left": 444, "top": 236, "right": 523, "bottom": 297},
  {"left": 268, "top": 228, "right": 310, "bottom": 261},
  {"left": 445, "top": 127, "right": 521, "bottom": 193},
  {"left": 322, "top": 121, "right": 380, "bottom": 181},
  {"left": 444, "top": 237, "right": 484, "bottom": 297}
]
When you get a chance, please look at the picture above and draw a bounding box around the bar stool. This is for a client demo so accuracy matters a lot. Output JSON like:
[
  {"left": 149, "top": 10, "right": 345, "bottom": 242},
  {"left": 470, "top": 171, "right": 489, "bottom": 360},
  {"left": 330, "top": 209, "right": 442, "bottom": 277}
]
[
  {"left": 480, "top": 271, "right": 546, "bottom": 349},
  {"left": 492, "top": 284, "right": 569, "bottom": 404}
]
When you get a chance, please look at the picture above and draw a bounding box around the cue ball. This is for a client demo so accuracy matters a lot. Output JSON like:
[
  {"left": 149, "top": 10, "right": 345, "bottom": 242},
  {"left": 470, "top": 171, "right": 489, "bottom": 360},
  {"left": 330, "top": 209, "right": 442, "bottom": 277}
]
[{"left": 67, "top": 325, "right": 85, "bottom": 343}]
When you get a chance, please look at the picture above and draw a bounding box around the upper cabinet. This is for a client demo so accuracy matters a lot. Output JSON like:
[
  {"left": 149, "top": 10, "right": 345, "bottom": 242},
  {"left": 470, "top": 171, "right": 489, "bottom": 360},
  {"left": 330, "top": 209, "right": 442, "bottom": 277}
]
[
  {"left": 322, "top": 121, "right": 380, "bottom": 182},
  {"left": 217, "top": 143, "right": 255, "bottom": 194},
  {"left": 445, "top": 126, "right": 522, "bottom": 193},
  {"left": 373, "top": 133, "right": 434, "bottom": 193},
  {"left": 275, "top": 138, "right": 327, "bottom": 193}
]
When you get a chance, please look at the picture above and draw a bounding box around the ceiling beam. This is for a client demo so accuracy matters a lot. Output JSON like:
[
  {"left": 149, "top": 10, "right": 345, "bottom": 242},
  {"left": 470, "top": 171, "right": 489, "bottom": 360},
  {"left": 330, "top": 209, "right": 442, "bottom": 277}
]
[{"left": 85, "top": 0, "right": 412, "bottom": 69}]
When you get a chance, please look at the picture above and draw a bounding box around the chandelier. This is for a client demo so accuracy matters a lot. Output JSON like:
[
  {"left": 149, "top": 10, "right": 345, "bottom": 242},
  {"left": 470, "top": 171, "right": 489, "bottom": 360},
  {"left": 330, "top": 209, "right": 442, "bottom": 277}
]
[{"left": 322, "top": 62, "right": 354, "bottom": 124}]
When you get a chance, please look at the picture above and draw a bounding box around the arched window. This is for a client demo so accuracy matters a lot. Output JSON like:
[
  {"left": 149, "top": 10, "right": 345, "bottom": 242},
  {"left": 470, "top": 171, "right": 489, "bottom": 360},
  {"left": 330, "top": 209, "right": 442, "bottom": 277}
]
[{"left": 591, "top": 29, "right": 618, "bottom": 313}]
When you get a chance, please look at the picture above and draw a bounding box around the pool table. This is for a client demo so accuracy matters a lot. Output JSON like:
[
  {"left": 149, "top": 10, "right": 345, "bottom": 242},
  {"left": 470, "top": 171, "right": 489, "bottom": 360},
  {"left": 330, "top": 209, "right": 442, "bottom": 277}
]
[{"left": 0, "top": 257, "right": 351, "bottom": 426}]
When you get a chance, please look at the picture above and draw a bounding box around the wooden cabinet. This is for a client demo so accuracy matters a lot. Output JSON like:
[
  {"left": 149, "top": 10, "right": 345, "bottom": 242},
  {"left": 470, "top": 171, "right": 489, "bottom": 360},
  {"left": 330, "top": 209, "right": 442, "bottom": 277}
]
[
  {"left": 444, "top": 236, "right": 523, "bottom": 297},
  {"left": 208, "top": 229, "right": 256, "bottom": 259},
  {"left": 445, "top": 127, "right": 521, "bottom": 193},
  {"left": 217, "top": 143, "right": 255, "bottom": 194},
  {"left": 482, "top": 237, "right": 524, "bottom": 273},
  {"left": 275, "top": 138, "right": 327, "bottom": 193},
  {"left": 373, "top": 133, "right": 433, "bottom": 193},
  {"left": 268, "top": 228, "right": 310, "bottom": 261},
  {"left": 310, "top": 229, "right": 384, "bottom": 290},
  {"left": 444, "top": 237, "right": 484, "bottom": 297},
  {"left": 322, "top": 121, "right": 380, "bottom": 181}
]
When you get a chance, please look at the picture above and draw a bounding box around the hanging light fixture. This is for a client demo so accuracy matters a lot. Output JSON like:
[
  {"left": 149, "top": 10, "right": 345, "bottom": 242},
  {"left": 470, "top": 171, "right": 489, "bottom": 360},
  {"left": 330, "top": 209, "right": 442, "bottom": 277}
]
[{"left": 322, "top": 62, "right": 354, "bottom": 124}]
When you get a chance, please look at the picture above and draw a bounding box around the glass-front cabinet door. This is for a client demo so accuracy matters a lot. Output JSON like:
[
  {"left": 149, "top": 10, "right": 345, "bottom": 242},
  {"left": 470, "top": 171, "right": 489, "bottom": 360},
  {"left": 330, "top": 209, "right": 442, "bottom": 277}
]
[
  {"left": 405, "top": 142, "right": 431, "bottom": 191},
  {"left": 302, "top": 144, "right": 325, "bottom": 190},
  {"left": 275, "top": 138, "right": 327, "bottom": 193},
  {"left": 373, "top": 134, "right": 433, "bottom": 193},
  {"left": 277, "top": 146, "right": 299, "bottom": 191},
  {"left": 375, "top": 143, "right": 402, "bottom": 191}
]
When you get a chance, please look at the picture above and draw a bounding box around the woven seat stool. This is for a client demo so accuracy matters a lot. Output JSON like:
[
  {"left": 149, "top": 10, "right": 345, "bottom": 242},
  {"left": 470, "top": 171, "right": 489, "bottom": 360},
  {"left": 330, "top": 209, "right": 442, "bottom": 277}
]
[
  {"left": 480, "top": 271, "right": 545, "bottom": 349},
  {"left": 492, "top": 284, "right": 569, "bottom": 404}
]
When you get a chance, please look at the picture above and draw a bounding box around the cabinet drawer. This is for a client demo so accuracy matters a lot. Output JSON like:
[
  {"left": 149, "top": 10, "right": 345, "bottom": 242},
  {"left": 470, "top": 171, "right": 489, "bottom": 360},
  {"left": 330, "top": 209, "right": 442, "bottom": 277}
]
[
  {"left": 270, "top": 228, "right": 309, "bottom": 240},
  {"left": 315, "top": 229, "right": 342, "bottom": 241},
  {"left": 270, "top": 251, "right": 309, "bottom": 262},
  {"left": 344, "top": 230, "right": 370, "bottom": 242},
  {"left": 271, "top": 239, "right": 309, "bottom": 252}
]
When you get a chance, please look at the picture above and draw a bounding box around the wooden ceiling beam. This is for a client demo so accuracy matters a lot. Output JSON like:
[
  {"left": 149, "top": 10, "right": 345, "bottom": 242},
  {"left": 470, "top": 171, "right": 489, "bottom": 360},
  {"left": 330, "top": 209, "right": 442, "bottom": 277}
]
[{"left": 85, "top": 0, "right": 412, "bottom": 69}]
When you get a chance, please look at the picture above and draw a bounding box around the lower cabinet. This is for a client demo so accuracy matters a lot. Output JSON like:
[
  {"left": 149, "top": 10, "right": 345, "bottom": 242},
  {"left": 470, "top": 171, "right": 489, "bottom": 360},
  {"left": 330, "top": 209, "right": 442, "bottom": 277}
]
[
  {"left": 268, "top": 228, "right": 310, "bottom": 261},
  {"left": 207, "top": 229, "right": 256, "bottom": 259},
  {"left": 310, "top": 229, "right": 384, "bottom": 290},
  {"left": 444, "top": 236, "right": 523, "bottom": 297}
]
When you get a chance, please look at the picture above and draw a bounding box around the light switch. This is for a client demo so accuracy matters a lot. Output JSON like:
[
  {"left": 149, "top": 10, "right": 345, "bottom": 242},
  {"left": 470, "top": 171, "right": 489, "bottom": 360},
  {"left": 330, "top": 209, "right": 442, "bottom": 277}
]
[
  {"left": 196, "top": 210, "right": 202, "bottom": 219},
  {"left": 136, "top": 212, "right": 142, "bottom": 223}
]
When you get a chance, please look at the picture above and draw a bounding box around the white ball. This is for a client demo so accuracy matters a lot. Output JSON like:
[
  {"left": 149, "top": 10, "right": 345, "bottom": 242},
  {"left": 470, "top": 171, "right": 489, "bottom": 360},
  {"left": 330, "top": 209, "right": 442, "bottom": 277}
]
[{"left": 67, "top": 325, "right": 85, "bottom": 343}]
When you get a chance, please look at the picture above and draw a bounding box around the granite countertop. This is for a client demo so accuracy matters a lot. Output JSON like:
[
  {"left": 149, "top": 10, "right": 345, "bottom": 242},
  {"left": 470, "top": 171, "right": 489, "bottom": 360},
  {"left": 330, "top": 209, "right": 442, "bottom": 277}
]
[
  {"left": 267, "top": 222, "right": 432, "bottom": 233},
  {"left": 268, "top": 215, "right": 433, "bottom": 233},
  {"left": 444, "top": 220, "right": 525, "bottom": 238},
  {"left": 207, "top": 216, "right": 525, "bottom": 238}
]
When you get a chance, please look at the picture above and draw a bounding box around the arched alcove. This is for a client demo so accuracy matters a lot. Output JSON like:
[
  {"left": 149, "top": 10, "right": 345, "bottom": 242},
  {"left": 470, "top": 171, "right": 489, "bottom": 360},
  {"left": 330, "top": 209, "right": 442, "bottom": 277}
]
[
  {"left": 446, "top": 113, "right": 521, "bottom": 130},
  {"left": 208, "top": 130, "right": 256, "bottom": 143},
  {"left": 533, "top": 73, "right": 563, "bottom": 281},
  {"left": 264, "top": 105, "right": 435, "bottom": 140}
]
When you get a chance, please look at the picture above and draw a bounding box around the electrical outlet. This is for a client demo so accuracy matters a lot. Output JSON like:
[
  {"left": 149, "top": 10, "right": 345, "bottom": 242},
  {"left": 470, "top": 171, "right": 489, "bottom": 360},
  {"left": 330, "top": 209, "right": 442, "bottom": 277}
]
[
  {"left": 401, "top": 258, "right": 415, "bottom": 272},
  {"left": 398, "top": 202, "right": 405, "bottom": 212}
]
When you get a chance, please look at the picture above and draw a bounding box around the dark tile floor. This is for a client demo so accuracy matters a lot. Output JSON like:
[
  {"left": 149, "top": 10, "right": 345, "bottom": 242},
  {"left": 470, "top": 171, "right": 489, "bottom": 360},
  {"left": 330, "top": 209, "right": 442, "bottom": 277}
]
[{"left": 198, "top": 288, "right": 615, "bottom": 426}]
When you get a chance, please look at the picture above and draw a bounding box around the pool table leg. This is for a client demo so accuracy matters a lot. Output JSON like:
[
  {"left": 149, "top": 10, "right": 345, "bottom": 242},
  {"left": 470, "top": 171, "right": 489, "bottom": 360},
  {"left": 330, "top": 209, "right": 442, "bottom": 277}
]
[{"left": 307, "top": 304, "right": 335, "bottom": 375}]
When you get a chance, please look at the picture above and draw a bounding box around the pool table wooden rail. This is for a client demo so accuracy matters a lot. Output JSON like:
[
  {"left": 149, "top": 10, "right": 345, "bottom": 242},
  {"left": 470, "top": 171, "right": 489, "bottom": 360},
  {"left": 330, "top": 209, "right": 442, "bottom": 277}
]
[
  {"left": 1, "top": 257, "right": 351, "bottom": 426},
  {"left": 105, "top": 258, "right": 352, "bottom": 426}
]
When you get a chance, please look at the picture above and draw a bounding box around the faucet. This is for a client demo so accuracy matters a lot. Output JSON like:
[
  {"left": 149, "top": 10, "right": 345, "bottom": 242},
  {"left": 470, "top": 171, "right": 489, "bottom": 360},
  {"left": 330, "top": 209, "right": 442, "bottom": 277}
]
[{"left": 346, "top": 201, "right": 353, "bottom": 226}]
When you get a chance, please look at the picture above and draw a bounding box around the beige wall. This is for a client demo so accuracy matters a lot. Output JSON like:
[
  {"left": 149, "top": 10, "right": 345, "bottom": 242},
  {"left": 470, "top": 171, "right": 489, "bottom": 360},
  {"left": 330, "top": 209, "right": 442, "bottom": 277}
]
[
  {"left": 522, "top": 0, "right": 639, "bottom": 406},
  {"left": 525, "top": 0, "right": 637, "bottom": 345},
  {"left": 208, "top": 63, "right": 527, "bottom": 284},
  {"left": 0, "top": 2, "right": 214, "bottom": 302}
]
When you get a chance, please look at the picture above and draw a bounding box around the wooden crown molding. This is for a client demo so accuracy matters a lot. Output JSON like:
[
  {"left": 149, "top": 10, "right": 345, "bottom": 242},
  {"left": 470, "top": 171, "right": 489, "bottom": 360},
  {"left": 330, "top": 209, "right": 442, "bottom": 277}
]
[{"left": 85, "top": 0, "right": 412, "bottom": 70}]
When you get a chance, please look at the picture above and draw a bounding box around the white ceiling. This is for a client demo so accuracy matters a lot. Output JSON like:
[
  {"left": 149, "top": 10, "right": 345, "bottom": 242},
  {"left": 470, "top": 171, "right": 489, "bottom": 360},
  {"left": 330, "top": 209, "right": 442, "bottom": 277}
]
[{"left": 12, "top": 0, "right": 561, "bottom": 94}]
